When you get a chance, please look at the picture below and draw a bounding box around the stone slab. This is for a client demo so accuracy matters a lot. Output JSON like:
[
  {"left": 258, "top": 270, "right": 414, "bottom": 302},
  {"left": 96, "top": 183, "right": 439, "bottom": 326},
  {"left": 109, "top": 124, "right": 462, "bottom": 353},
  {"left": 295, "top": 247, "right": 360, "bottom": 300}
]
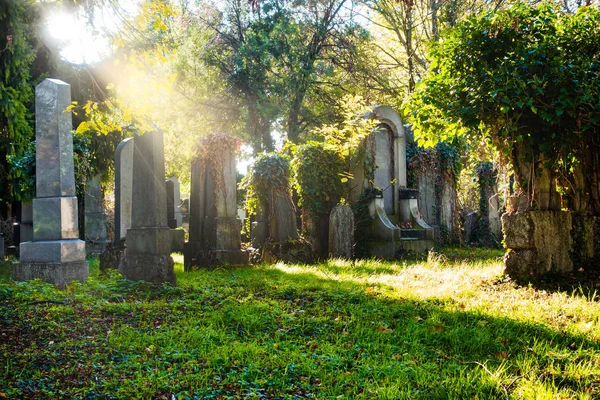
[
  {"left": 13, "top": 260, "right": 88, "bottom": 289},
  {"left": 114, "top": 138, "right": 134, "bottom": 242},
  {"left": 20, "top": 240, "right": 86, "bottom": 263},
  {"left": 35, "top": 79, "right": 76, "bottom": 198},
  {"left": 126, "top": 227, "right": 171, "bottom": 255},
  {"left": 329, "top": 205, "right": 354, "bottom": 258},
  {"left": 131, "top": 131, "right": 168, "bottom": 228},
  {"left": 33, "top": 196, "right": 79, "bottom": 240}
]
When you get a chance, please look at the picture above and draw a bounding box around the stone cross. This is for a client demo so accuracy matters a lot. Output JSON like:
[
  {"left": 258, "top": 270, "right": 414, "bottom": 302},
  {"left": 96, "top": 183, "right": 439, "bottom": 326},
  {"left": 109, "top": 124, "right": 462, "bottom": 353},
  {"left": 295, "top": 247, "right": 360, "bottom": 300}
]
[
  {"left": 114, "top": 138, "right": 134, "bottom": 243},
  {"left": 14, "top": 78, "right": 88, "bottom": 288},
  {"left": 119, "top": 130, "right": 175, "bottom": 285}
]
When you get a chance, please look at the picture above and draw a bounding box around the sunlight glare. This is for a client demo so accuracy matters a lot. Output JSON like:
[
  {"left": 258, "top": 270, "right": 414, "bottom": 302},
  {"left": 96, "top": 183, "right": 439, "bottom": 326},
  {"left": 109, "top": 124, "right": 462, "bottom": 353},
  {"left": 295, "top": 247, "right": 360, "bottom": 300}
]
[{"left": 46, "top": 11, "right": 110, "bottom": 65}]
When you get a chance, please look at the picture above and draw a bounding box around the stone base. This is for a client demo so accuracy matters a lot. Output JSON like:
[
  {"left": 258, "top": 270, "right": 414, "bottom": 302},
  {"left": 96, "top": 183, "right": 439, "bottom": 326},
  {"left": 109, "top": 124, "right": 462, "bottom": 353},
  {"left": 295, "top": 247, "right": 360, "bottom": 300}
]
[
  {"left": 170, "top": 229, "right": 185, "bottom": 253},
  {"left": 215, "top": 250, "right": 249, "bottom": 266},
  {"left": 119, "top": 251, "right": 175, "bottom": 285},
  {"left": 20, "top": 239, "right": 86, "bottom": 263},
  {"left": 86, "top": 240, "right": 110, "bottom": 257},
  {"left": 13, "top": 261, "right": 89, "bottom": 289}
]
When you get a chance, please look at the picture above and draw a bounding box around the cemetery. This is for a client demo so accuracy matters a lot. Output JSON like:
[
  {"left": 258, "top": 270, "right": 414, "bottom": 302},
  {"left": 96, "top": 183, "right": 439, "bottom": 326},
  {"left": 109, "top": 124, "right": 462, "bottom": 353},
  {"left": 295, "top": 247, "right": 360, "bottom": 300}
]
[{"left": 1, "top": 1, "right": 600, "bottom": 398}]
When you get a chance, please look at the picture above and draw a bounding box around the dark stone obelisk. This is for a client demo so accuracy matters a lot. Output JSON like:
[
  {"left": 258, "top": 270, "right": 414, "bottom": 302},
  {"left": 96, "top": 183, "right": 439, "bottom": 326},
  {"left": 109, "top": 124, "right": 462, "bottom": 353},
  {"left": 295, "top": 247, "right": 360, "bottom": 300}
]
[
  {"left": 119, "top": 130, "right": 175, "bottom": 285},
  {"left": 14, "top": 79, "right": 88, "bottom": 289}
]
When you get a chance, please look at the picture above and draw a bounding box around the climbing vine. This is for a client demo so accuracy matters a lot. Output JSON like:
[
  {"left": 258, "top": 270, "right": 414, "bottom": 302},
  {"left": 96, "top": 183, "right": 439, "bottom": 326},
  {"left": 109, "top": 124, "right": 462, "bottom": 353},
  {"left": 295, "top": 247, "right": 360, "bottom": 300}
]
[
  {"left": 290, "top": 142, "right": 345, "bottom": 221},
  {"left": 198, "top": 133, "right": 241, "bottom": 194},
  {"left": 240, "top": 152, "right": 292, "bottom": 231}
]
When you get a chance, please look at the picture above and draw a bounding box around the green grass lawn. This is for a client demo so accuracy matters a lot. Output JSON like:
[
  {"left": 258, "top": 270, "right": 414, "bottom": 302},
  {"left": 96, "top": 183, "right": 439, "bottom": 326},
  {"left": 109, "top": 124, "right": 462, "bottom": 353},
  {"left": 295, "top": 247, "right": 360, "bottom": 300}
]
[{"left": 1, "top": 249, "right": 599, "bottom": 399}]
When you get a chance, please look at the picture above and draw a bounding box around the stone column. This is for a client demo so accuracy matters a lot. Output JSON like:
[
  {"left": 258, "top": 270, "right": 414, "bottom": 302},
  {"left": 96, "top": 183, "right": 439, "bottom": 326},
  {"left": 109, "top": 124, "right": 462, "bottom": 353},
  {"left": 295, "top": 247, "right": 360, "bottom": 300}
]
[
  {"left": 14, "top": 78, "right": 88, "bottom": 289},
  {"left": 119, "top": 130, "right": 175, "bottom": 285},
  {"left": 114, "top": 138, "right": 134, "bottom": 243},
  {"left": 85, "top": 175, "right": 110, "bottom": 256}
]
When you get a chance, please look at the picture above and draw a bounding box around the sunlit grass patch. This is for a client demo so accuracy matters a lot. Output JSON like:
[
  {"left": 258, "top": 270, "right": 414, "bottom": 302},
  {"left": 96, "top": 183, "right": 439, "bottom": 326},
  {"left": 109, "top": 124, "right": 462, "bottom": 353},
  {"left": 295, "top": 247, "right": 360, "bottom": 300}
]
[{"left": 1, "top": 249, "right": 599, "bottom": 399}]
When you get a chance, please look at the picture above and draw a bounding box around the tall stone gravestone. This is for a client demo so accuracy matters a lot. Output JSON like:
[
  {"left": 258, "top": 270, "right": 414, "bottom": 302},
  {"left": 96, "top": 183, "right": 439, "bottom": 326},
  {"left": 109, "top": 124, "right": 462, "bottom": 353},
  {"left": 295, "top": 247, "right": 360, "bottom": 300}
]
[
  {"left": 85, "top": 175, "right": 110, "bottom": 256},
  {"left": 119, "top": 130, "right": 175, "bottom": 285},
  {"left": 185, "top": 148, "right": 248, "bottom": 269},
  {"left": 13, "top": 79, "right": 88, "bottom": 289},
  {"left": 114, "top": 138, "right": 134, "bottom": 243}
]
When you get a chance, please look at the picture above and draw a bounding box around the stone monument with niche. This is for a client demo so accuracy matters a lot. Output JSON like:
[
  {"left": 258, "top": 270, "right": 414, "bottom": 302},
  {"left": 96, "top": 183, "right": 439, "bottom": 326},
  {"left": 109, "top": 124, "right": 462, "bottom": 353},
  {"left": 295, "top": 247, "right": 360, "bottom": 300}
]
[
  {"left": 119, "top": 130, "right": 176, "bottom": 285},
  {"left": 114, "top": 137, "right": 134, "bottom": 243},
  {"left": 13, "top": 79, "right": 88, "bottom": 289}
]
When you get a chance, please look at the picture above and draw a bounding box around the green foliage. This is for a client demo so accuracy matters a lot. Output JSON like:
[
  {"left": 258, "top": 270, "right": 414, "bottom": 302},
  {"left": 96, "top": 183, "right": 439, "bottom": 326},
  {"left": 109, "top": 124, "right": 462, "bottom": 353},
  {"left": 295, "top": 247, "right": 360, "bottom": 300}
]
[
  {"left": 2, "top": 252, "right": 600, "bottom": 398},
  {"left": 241, "top": 152, "right": 292, "bottom": 228},
  {"left": 291, "top": 142, "right": 345, "bottom": 220},
  {"left": 405, "top": 2, "right": 600, "bottom": 164},
  {"left": 0, "top": 0, "right": 37, "bottom": 202}
]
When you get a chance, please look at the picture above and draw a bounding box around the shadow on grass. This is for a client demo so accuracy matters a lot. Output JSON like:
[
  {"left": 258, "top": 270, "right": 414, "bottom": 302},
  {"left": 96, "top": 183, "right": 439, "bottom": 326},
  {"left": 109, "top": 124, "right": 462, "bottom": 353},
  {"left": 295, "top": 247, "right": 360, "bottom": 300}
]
[{"left": 1, "top": 260, "right": 599, "bottom": 399}]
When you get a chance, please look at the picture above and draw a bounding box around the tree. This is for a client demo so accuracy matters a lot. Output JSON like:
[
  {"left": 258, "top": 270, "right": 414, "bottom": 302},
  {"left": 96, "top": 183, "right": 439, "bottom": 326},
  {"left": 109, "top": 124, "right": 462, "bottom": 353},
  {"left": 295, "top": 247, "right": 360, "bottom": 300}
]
[
  {"left": 0, "top": 0, "right": 37, "bottom": 204},
  {"left": 405, "top": 2, "right": 600, "bottom": 213}
]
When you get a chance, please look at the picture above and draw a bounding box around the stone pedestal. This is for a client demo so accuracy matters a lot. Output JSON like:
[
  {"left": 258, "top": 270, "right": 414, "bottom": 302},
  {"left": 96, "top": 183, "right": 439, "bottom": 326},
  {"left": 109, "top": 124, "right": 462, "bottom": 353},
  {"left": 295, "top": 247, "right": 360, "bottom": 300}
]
[
  {"left": 13, "top": 79, "right": 88, "bottom": 289},
  {"left": 119, "top": 130, "right": 175, "bottom": 285}
]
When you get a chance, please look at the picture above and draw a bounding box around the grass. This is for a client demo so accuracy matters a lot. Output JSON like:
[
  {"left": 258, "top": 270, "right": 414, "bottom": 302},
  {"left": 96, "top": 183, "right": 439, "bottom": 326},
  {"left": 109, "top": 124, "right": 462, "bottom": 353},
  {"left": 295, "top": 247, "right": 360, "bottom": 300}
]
[{"left": 1, "top": 249, "right": 599, "bottom": 399}]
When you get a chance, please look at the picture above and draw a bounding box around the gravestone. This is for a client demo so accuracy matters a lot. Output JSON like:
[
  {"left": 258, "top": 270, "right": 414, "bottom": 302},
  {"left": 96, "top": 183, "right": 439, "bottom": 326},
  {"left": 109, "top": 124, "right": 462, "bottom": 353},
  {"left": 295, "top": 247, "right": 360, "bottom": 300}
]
[
  {"left": 168, "top": 177, "right": 183, "bottom": 227},
  {"left": 114, "top": 137, "right": 134, "bottom": 243},
  {"left": 185, "top": 145, "right": 248, "bottom": 268},
  {"left": 329, "top": 205, "right": 354, "bottom": 258},
  {"left": 0, "top": 233, "right": 4, "bottom": 260},
  {"left": 85, "top": 175, "right": 110, "bottom": 256},
  {"left": 20, "top": 203, "right": 33, "bottom": 243},
  {"left": 119, "top": 130, "right": 175, "bottom": 285},
  {"left": 13, "top": 79, "right": 88, "bottom": 288},
  {"left": 166, "top": 179, "right": 177, "bottom": 229}
]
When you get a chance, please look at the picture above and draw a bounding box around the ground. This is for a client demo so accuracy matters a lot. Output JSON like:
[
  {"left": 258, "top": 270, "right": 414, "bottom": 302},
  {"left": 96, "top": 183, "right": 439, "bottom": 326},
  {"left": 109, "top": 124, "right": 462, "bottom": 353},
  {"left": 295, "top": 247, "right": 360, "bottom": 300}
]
[{"left": 1, "top": 249, "right": 599, "bottom": 399}]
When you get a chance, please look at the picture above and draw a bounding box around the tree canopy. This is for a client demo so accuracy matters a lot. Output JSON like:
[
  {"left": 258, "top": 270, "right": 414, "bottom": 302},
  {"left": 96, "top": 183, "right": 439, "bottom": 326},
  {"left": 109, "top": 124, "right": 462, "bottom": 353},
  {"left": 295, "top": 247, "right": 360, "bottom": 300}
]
[{"left": 405, "top": 2, "right": 600, "bottom": 211}]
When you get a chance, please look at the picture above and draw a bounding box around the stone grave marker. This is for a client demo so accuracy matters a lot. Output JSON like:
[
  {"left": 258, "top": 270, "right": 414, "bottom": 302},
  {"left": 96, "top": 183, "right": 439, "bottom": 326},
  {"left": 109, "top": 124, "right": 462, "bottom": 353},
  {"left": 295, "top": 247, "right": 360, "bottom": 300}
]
[
  {"left": 13, "top": 78, "right": 88, "bottom": 288},
  {"left": 119, "top": 130, "right": 175, "bottom": 285},
  {"left": 329, "top": 205, "right": 354, "bottom": 258},
  {"left": 85, "top": 175, "right": 110, "bottom": 256}
]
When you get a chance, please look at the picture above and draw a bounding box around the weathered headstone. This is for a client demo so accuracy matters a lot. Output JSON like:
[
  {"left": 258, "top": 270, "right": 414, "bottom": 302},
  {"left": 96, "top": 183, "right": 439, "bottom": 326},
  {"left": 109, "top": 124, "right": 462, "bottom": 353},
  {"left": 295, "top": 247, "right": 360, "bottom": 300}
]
[
  {"left": 13, "top": 79, "right": 88, "bottom": 288},
  {"left": 20, "top": 202, "right": 33, "bottom": 243},
  {"left": 166, "top": 179, "right": 177, "bottom": 229},
  {"left": 185, "top": 144, "right": 248, "bottom": 268},
  {"left": 168, "top": 177, "right": 183, "bottom": 227},
  {"left": 114, "top": 137, "right": 134, "bottom": 243},
  {"left": 119, "top": 130, "right": 175, "bottom": 285},
  {"left": 85, "top": 175, "right": 110, "bottom": 256},
  {"left": 329, "top": 205, "right": 354, "bottom": 258}
]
